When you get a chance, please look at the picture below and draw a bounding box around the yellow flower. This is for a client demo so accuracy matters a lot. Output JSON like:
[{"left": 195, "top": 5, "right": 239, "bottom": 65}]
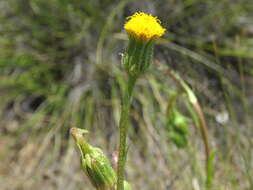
[
  {"left": 124, "top": 12, "right": 166, "bottom": 41},
  {"left": 122, "top": 12, "right": 166, "bottom": 77}
]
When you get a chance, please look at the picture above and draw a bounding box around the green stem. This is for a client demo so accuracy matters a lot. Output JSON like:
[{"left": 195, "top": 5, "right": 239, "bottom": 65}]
[{"left": 117, "top": 76, "right": 137, "bottom": 190}]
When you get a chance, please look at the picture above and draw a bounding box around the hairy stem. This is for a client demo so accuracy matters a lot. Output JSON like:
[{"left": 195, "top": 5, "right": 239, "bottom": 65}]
[{"left": 117, "top": 76, "right": 136, "bottom": 190}]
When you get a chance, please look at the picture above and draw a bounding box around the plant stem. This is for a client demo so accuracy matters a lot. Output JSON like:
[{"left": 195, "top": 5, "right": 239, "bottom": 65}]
[{"left": 117, "top": 76, "right": 137, "bottom": 190}]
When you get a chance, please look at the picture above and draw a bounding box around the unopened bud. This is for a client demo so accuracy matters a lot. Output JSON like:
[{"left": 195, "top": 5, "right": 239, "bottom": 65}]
[
  {"left": 71, "top": 128, "right": 131, "bottom": 190},
  {"left": 166, "top": 110, "right": 189, "bottom": 148}
]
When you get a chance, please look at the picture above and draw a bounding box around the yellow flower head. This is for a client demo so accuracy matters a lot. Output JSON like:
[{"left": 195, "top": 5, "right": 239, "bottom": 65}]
[{"left": 124, "top": 12, "right": 166, "bottom": 41}]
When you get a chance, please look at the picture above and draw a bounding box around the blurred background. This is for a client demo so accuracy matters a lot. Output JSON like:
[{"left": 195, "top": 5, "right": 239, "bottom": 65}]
[{"left": 0, "top": 0, "right": 252, "bottom": 189}]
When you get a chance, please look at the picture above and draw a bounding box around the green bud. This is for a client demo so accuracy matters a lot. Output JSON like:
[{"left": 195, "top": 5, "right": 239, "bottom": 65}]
[
  {"left": 71, "top": 128, "right": 131, "bottom": 190},
  {"left": 169, "top": 132, "right": 188, "bottom": 148},
  {"left": 123, "top": 36, "right": 154, "bottom": 78},
  {"left": 166, "top": 109, "right": 189, "bottom": 148},
  {"left": 172, "top": 111, "right": 189, "bottom": 135},
  {"left": 71, "top": 128, "right": 115, "bottom": 190}
]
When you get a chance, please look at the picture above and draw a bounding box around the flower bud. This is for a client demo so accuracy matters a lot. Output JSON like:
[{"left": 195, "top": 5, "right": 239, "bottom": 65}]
[
  {"left": 172, "top": 111, "right": 189, "bottom": 135},
  {"left": 169, "top": 132, "right": 188, "bottom": 148},
  {"left": 71, "top": 128, "right": 131, "bottom": 190},
  {"left": 166, "top": 110, "right": 189, "bottom": 148},
  {"left": 71, "top": 128, "right": 116, "bottom": 189}
]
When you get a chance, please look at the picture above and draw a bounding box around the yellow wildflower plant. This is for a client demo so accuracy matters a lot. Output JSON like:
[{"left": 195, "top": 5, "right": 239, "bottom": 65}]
[
  {"left": 117, "top": 14, "right": 165, "bottom": 189},
  {"left": 122, "top": 12, "right": 166, "bottom": 78},
  {"left": 124, "top": 12, "right": 166, "bottom": 41}
]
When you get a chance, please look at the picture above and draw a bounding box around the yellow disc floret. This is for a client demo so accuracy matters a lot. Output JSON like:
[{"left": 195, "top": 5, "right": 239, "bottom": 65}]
[{"left": 124, "top": 12, "right": 166, "bottom": 41}]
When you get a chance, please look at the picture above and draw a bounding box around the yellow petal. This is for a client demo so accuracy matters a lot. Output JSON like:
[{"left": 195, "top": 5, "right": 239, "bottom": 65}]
[{"left": 124, "top": 12, "right": 166, "bottom": 41}]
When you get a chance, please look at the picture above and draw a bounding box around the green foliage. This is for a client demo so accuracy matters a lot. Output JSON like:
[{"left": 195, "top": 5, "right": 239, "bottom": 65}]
[
  {"left": 0, "top": 54, "right": 57, "bottom": 94},
  {"left": 206, "top": 151, "right": 216, "bottom": 188}
]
